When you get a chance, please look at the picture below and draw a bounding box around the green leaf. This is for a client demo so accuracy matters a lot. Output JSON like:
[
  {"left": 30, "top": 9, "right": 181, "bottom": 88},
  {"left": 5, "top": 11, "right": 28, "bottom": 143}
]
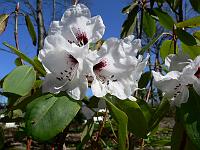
[
  {"left": 189, "top": 0, "right": 200, "bottom": 13},
  {"left": 153, "top": 8, "right": 175, "bottom": 30},
  {"left": 160, "top": 40, "right": 177, "bottom": 60},
  {"left": 149, "top": 97, "right": 170, "bottom": 132},
  {"left": 0, "top": 14, "right": 9, "bottom": 35},
  {"left": 122, "top": 2, "right": 138, "bottom": 14},
  {"left": 143, "top": 11, "right": 156, "bottom": 38},
  {"left": 106, "top": 99, "right": 128, "bottom": 150},
  {"left": 171, "top": 120, "right": 198, "bottom": 150},
  {"left": 25, "top": 94, "right": 81, "bottom": 141},
  {"left": 176, "top": 28, "right": 197, "bottom": 46},
  {"left": 121, "top": 4, "right": 139, "bottom": 38},
  {"left": 140, "top": 32, "right": 165, "bottom": 54},
  {"left": 181, "top": 42, "right": 200, "bottom": 59},
  {"left": 177, "top": 88, "right": 200, "bottom": 149},
  {"left": 117, "top": 100, "right": 148, "bottom": 138},
  {"left": 193, "top": 30, "right": 200, "bottom": 41},
  {"left": 138, "top": 71, "right": 152, "bottom": 88},
  {"left": 137, "top": 99, "right": 153, "bottom": 123},
  {"left": 0, "top": 126, "right": 4, "bottom": 149},
  {"left": 3, "top": 65, "right": 36, "bottom": 96},
  {"left": 3, "top": 42, "right": 46, "bottom": 76},
  {"left": 176, "top": 16, "right": 200, "bottom": 28},
  {"left": 25, "top": 15, "right": 37, "bottom": 46}
]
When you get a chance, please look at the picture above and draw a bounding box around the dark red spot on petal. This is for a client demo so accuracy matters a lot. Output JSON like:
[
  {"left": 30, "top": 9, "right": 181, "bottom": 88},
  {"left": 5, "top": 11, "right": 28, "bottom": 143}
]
[
  {"left": 68, "top": 54, "right": 78, "bottom": 64},
  {"left": 93, "top": 60, "right": 107, "bottom": 71},
  {"left": 194, "top": 67, "right": 200, "bottom": 79},
  {"left": 76, "top": 31, "right": 88, "bottom": 45}
]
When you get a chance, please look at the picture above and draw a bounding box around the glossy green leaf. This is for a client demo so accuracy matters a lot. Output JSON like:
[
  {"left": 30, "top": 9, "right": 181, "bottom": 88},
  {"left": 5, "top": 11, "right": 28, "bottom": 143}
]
[
  {"left": 106, "top": 99, "right": 128, "bottom": 150},
  {"left": 25, "top": 15, "right": 37, "bottom": 46},
  {"left": 3, "top": 42, "right": 46, "bottom": 76},
  {"left": 176, "top": 28, "right": 197, "bottom": 46},
  {"left": 0, "top": 14, "right": 9, "bottom": 35},
  {"left": 149, "top": 97, "right": 170, "bottom": 131},
  {"left": 141, "top": 32, "right": 165, "bottom": 54},
  {"left": 193, "top": 30, "right": 200, "bottom": 41},
  {"left": 138, "top": 71, "right": 152, "bottom": 88},
  {"left": 122, "top": 2, "right": 138, "bottom": 14},
  {"left": 25, "top": 94, "right": 81, "bottom": 141},
  {"left": 3, "top": 65, "right": 36, "bottom": 96},
  {"left": 143, "top": 11, "right": 156, "bottom": 38},
  {"left": 176, "top": 16, "right": 200, "bottom": 28},
  {"left": 160, "top": 40, "right": 177, "bottom": 60},
  {"left": 189, "top": 0, "right": 200, "bottom": 13},
  {"left": 177, "top": 88, "right": 200, "bottom": 149},
  {"left": 171, "top": 120, "right": 198, "bottom": 150},
  {"left": 137, "top": 99, "right": 153, "bottom": 123},
  {"left": 154, "top": 8, "right": 175, "bottom": 30},
  {"left": 121, "top": 4, "right": 139, "bottom": 38},
  {"left": 181, "top": 42, "right": 200, "bottom": 59},
  {"left": 117, "top": 100, "right": 148, "bottom": 138}
]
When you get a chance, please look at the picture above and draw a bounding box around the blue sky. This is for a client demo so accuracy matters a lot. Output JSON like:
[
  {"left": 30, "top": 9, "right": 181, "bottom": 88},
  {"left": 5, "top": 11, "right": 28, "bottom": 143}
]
[{"left": 0, "top": 0, "right": 129, "bottom": 79}]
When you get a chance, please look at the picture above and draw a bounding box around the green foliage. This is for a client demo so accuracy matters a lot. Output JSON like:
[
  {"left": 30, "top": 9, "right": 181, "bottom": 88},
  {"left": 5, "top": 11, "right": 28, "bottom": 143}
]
[
  {"left": 0, "top": 14, "right": 9, "bottom": 35},
  {"left": 189, "top": 0, "right": 200, "bottom": 13},
  {"left": 149, "top": 97, "right": 170, "bottom": 132},
  {"left": 3, "top": 65, "right": 36, "bottom": 96},
  {"left": 3, "top": 42, "right": 46, "bottom": 76},
  {"left": 138, "top": 71, "right": 152, "bottom": 88},
  {"left": 176, "top": 28, "right": 197, "bottom": 46},
  {"left": 25, "top": 94, "right": 81, "bottom": 141},
  {"left": 153, "top": 8, "right": 175, "bottom": 30},
  {"left": 106, "top": 99, "right": 128, "bottom": 150},
  {"left": 176, "top": 16, "right": 200, "bottom": 28},
  {"left": 143, "top": 11, "right": 156, "bottom": 38},
  {"left": 117, "top": 100, "right": 148, "bottom": 138},
  {"left": 141, "top": 33, "right": 166, "bottom": 54},
  {"left": 25, "top": 15, "right": 37, "bottom": 46},
  {"left": 160, "top": 40, "right": 177, "bottom": 60},
  {"left": 181, "top": 42, "right": 200, "bottom": 59},
  {"left": 177, "top": 88, "right": 200, "bottom": 149},
  {"left": 121, "top": 2, "right": 139, "bottom": 38},
  {"left": 193, "top": 30, "right": 200, "bottom": 41}
]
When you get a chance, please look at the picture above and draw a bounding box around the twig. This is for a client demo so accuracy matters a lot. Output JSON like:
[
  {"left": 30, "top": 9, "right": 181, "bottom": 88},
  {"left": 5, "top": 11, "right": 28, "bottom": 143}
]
[
  {"left": 14, "top": 2, "right": 23, "bottom": 65},
  {"left": 96, "top": 108, "right": 108, "bottom": 142}
]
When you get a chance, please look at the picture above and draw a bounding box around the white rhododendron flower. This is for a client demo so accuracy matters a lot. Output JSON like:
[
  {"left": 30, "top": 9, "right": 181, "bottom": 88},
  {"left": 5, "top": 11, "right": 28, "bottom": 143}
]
[
  {"left": 152, "top": 71, "right": 189, "bottom": 107},
  {"left": 39, "top": 34, "right": 98, "bottom": 100},
  {"left": 181, "top": 55, "right": 200, "bottom": 95},
  {"left": 153, "top": 54, "right": 200, "bottom": 107},
  {"left": 91, "top": 36, "right": 149, "bottom": 99},
  {"left": 165, "top": 52, "right": 191, "bottom": 71},
  {"left": 39, "top": 4, "right": 105, "bottom": 100},
  {"left": 48, "top": 4, "right": 105, "bottom": 46}
]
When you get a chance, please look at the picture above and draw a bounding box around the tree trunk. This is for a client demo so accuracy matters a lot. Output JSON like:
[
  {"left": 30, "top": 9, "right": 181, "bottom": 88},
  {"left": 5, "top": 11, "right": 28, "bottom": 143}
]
[{"left": 36, "top": 0, "right": 46, "bottom": 55}]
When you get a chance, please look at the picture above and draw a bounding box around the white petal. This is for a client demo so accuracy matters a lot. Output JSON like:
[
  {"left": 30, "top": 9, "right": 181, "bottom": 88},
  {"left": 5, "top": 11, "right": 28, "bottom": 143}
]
[
  {"left": 61, "top": 4, "right": 91, "bottom": 22},
  {"left": 173, "top": 86, "right": 189, "bottom": 107},
  {"left": 42, "top": 73, "right": 66, "bottom": 93},
  {"left": 152, "top": 71, "right": 181, "bottom": 98},
  {"left": 165, "top": 52, "right": 191, "bottom": 71},
  {"left": 193, "top": 79, "right": 200, "bottom": 95},
  {"left": 91, "top": 78, "right": 107, "bottom": 97},
  {"left": 91, "top": 37, "right": 145, "bottom": 99}
]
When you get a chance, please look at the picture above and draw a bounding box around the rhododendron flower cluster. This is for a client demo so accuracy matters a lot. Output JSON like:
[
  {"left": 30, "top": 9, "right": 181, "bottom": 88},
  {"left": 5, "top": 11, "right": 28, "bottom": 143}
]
[
  {"left": 152, "top": 52, "right": 200, "bottom": 107},
  {"left": 39, "top": 4, "right": 149, "bottom": 100}
]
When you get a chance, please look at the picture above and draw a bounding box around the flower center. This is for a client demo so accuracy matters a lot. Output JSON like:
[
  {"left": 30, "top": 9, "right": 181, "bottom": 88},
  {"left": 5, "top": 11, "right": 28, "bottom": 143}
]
[
  {"left": 93, "top": 59, "right": 107, "bottom": 72},
  {"left": 194, "top": 67, "right": 200, "bottom": 79},
  {"left": 76, "top": 31, "right": 88, "bottom": 46}
]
